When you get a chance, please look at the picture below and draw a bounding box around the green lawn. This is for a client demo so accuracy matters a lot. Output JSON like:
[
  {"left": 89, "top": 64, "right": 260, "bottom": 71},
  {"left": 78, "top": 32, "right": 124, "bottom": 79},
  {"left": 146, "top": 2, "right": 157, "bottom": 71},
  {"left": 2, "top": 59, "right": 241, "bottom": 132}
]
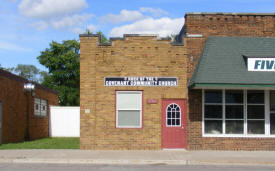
[{"left": 0, "top": 137, "right": 79, "bottom": 149}]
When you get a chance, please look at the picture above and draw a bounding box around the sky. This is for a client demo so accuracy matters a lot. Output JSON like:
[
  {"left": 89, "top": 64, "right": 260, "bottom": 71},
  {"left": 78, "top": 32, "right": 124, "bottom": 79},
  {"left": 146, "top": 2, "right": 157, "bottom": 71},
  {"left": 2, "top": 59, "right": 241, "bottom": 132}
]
[{"left": 1, "top": 0, "right": 275, "bottom": 71}]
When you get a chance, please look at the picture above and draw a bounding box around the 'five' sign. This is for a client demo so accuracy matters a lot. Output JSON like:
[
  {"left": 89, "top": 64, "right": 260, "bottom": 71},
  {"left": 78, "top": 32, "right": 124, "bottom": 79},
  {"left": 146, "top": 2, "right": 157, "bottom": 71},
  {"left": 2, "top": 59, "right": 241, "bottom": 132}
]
[{"left": 247, "top": 58, "right": 275, "bottom": 72}]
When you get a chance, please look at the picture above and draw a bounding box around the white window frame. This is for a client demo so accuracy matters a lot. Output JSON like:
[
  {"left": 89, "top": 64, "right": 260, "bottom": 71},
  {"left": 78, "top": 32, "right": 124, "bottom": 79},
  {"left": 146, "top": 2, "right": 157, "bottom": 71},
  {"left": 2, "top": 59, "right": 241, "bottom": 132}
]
[
  {"left": 116, "top": 91, "right": 142, "bottom": 128},
  {"left": 34, "top": 98, "right": 41, "bottom": 116},
  {"left": 166, "top": 103, "right": 182, "bottom": 127},
  {"left": 202, "top": 89, "right": 275, "bottom": 138},
  {"left": 34, "top": 98, "right": 48, "bottom": 117}
]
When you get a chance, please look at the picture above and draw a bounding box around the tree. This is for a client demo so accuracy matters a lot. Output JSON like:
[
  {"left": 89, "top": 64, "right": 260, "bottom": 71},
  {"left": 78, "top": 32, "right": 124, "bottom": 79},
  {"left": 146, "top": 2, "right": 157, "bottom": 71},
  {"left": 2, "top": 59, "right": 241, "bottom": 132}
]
[
  {"left": 5, "top": 64, "right": 47, "bottom": 83},
  {"left": 84, "top": 29, "right": 109, "bottom": 43},
  {"left": 13, "top": 64, "right": 40, "bottom": 81},
  {"left": 38, "top": 31, "right": 108, "bottom": 106},
  {"left": 97, "top": 31, "right": 109, "bottom": 43},
  {"left": 38, "top": 40, "right": 80, "bottom": 106}
]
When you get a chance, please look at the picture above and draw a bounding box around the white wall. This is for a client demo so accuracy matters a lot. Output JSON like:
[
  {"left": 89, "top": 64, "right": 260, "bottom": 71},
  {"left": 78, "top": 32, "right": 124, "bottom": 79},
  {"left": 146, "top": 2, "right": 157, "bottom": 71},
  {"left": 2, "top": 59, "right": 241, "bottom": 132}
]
[{"left": 50, "top": 106, "right": 80, "bottom": 137}]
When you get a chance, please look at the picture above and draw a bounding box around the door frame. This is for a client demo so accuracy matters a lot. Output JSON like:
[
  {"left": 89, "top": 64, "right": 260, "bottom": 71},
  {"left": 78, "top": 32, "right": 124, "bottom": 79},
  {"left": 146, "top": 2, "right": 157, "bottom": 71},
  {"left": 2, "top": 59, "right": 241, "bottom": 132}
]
[{"left": 161, "top": 99, "right": 187, "bottom": 149}]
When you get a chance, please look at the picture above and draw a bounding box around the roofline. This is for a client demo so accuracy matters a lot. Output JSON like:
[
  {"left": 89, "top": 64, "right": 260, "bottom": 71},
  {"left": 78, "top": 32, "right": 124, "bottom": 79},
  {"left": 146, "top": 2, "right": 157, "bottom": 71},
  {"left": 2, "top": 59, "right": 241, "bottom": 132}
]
[
  {"left": 189, "top": 83, "right": 275, "bottom": 90},
  {"left": 185, "top": 12, "right": 275, "bottom": 17},
  {"left": 0, "top": 69, "right": 58, "bottom": 95},
  {"left": 79, "top": 34, "right": 183, "bottom": 46}
]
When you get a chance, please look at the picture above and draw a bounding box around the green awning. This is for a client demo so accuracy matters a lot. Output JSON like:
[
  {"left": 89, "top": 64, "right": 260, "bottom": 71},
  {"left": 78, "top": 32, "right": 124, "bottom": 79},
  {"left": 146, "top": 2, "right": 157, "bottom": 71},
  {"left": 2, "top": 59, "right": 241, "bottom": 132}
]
[
  {"left": 189, "top": 37, "right": 275, "bottom": 89},
  {"left": 191, "top": 83, "right": 275, "bottom": 89}
]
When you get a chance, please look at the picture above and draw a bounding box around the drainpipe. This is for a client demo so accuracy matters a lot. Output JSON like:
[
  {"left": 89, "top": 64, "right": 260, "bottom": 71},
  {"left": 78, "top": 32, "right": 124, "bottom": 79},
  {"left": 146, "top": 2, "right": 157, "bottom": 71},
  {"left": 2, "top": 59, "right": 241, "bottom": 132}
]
[{"left": 24, "top": 83, "right": 35, "bottom": 141}]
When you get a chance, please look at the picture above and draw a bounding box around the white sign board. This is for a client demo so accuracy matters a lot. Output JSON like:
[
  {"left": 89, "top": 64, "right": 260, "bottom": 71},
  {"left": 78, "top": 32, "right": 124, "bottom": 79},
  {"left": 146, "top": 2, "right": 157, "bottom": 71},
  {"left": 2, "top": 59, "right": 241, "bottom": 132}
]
[{"left": 248, "top": 58, "right": 275, "bottom": 72}]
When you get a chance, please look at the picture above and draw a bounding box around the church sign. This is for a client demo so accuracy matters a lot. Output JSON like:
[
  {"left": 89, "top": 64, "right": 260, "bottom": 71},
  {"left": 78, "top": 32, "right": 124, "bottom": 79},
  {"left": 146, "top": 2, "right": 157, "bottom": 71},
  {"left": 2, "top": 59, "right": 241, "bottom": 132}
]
[{"left": 104, "top": 77, "right": 178, "bottom": 86}]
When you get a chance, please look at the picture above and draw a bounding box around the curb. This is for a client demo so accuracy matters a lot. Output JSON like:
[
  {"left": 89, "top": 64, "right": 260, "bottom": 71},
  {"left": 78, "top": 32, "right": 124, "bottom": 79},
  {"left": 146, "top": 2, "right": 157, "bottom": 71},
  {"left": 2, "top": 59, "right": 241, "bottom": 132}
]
[{"left": 0, "top": 158, "right": 275, "bottom": 166}]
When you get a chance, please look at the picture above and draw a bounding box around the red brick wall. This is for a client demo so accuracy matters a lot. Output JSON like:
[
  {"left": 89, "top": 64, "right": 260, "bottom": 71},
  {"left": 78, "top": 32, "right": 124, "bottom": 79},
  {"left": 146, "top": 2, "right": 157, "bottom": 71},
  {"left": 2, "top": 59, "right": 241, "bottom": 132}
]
[
  {"left": 184, "top": 13, "right": 275, "bottom": 150},
  {"left": 0, "top": 70, "right": 58, "bottom": 143}
]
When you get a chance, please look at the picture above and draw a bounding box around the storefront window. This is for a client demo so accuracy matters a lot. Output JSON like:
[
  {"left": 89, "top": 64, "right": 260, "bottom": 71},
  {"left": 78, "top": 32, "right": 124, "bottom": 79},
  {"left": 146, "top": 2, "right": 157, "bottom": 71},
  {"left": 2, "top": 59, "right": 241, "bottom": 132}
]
[
  {"left": 116, "top": 91, "right": 142, "bottom": 128},
  {"left": 204, "top": 90, "right": 222, "bottom": 134},
  {"left": 203, "top": 90, "right": 274, "bottom": 137},
  {"left": 247, "top": 91, "right": 265, "bottom": 134},
  {"left": 270, "top": 91, "right": 275, "bottom": 135},
  {"left": 225, "top": 90, "right": 244, "bottom": 134}
]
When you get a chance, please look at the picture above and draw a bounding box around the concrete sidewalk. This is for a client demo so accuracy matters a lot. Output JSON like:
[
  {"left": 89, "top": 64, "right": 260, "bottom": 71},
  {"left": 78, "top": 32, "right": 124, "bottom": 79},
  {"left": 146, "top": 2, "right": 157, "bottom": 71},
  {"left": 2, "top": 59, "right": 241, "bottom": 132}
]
[{"left": 0, "top": 150, "right": 275, "bottom": 166}]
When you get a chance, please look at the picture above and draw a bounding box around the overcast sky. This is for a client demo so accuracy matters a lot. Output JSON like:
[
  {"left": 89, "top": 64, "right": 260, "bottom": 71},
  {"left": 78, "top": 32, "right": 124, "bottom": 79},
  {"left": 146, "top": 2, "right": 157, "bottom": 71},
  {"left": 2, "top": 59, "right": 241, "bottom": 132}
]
[{"left": 1, "top": 0, "right": 275, "bottom": 70}]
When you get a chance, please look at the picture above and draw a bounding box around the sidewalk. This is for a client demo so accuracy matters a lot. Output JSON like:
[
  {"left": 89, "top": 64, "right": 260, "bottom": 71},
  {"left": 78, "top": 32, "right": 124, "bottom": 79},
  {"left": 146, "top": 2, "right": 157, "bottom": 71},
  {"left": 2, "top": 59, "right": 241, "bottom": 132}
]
[{"left": 0, "top": 150, "right": 275, "bottom": 166}]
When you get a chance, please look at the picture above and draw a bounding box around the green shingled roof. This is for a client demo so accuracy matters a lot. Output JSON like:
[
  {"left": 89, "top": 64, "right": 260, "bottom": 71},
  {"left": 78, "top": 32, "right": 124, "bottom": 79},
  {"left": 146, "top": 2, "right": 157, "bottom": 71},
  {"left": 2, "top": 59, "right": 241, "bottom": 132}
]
[{"left": 189, "top": 37, "right": 275, "bottom": 89}]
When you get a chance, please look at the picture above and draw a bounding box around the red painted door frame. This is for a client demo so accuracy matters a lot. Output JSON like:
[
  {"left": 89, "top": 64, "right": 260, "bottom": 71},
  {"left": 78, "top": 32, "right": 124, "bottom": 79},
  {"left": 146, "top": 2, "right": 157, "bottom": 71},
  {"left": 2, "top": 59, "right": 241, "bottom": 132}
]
[{"left": 161, "top": 99, "right": 187, "bottom": 149}]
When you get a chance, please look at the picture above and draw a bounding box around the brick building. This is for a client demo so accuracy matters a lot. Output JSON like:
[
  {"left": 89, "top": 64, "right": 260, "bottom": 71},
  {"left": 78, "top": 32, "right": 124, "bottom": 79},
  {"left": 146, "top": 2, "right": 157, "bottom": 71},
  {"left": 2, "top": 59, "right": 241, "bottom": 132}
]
[
  {"left": 80, "top": 13, "right": 275, "bottom": 150},
  {"left": 0, "top": 69, "right": 58, "bottom": 144}
]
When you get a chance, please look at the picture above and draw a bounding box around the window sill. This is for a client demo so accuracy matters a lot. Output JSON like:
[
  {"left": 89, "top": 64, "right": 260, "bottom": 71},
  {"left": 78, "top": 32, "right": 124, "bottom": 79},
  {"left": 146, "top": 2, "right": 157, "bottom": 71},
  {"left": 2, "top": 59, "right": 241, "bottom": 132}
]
[
  {"left": 203, "top": 134, "right": 275, "bottom": 138},
  {"left": 116, "top": 126, "right": 142, "bottom": 129},
  {"left": 34, "top": 115, "right": 48, "bottom": 118}
]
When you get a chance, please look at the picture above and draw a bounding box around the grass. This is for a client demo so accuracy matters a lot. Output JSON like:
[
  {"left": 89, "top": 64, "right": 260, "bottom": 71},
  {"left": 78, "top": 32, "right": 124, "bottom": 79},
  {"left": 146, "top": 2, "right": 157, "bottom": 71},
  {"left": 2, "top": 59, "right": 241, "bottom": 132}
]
[{"left": 0, "top": 137, "right": 79, "bottom": 150}]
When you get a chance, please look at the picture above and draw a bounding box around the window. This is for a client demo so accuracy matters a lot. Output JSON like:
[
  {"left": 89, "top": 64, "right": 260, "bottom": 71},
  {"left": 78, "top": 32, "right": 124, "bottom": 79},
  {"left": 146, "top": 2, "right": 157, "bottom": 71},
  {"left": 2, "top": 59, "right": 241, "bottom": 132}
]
[
  {"left": 204, "top": 90, "right": 222, "bottom": 134},
  {"left": 225, "top": 90, "right": 244, "bottom": 134},
  {"left": 116, "top": 91, "right": 142, "bottom": 128},
  {"left": 247, "top": 91, "right": 265, "bottom": 134},
  {"left": 271, "top": 91, "right": 275, "bottom": 135},
  {"left": 34, "top": 98, "right": 48, "bottom": 117},
  {"left": 34, "top": 98, "right": 41, "bottom": 116},
  {"left": 166, "top": 103, "right": 181, "bottom": 127},
  {"left": 203, "top": 90, "right": 275, "bottom": 137}
]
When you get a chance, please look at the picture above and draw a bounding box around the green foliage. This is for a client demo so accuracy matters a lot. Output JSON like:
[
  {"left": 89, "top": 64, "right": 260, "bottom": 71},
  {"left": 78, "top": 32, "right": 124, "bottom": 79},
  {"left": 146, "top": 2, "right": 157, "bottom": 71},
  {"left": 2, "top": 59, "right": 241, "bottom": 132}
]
[
  {"left": 38, "top": 40, "right": 80, "bottom": 106},
  {"left": 84, "top": 29, "right": 109, "bottom": 43},
  {"left": 0, "top": 64, "right": 46, "bottom": 83},
  {"left": 12, "top": 64, "right": 40, "bottom": 82},
  {"left": 97, "top": 31, "right": 109, "bottom": 43},
  {"left": 0, "top": 138, "right": 79, "bottom": 149}
]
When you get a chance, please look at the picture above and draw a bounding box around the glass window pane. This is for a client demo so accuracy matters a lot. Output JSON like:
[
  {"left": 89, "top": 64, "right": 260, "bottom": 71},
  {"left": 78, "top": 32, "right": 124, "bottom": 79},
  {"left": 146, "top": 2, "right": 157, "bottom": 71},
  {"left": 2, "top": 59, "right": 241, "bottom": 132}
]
[
  {"left": 176, "top": 112, "right": 180, "bottom": 118},
  {"left": 204, "top": 120, "right": 222, "bottom": 134},
  {"left": 247, "top": 90, "right": 264, "bottom": 104},
  {"left": 205, "top": 90, "right": 222, "bottom": 103},
  {"left": 270, "top": 91, "right": 275, "bottom": 112},
  {"left": 225, "top": 105, "right": 244, "bottom": 119},
  {"left": 271, "top": 114, "right": 275, "bottom": 135},
  {"left": 172, "top": 112, "right": 175, "bottom": 118},
  {"left": 117, "top": 92, "right": 142, "bottom": 109},
  {"left": 176, "top": 119, "right": 180, "bottom": 126},
  {"left": 167, "top": 119, "right": 171, "bottom": 126},
  {"left": 167, "top": 112, "right": 171, "bottom": 118},
  {"left": 205, "top": 105, "right": 222, "bottom": 118},
  {"left": 226, "top": 120, "right": 244, "bottom": 134},
  {"left": 226, "top": 90, "right": 243, "bottom": 103},
  {"left": 117, "top": 110, "right": 141, "bottom": 127},
  {"left": 247, "top": 105, "right": 265, "bottom": 119},
  {"left": 247, "top": 120, "right": 265, "bottom": 134},
  {"left": 172, "top": 119, "right": 175, "bottom": 125}
]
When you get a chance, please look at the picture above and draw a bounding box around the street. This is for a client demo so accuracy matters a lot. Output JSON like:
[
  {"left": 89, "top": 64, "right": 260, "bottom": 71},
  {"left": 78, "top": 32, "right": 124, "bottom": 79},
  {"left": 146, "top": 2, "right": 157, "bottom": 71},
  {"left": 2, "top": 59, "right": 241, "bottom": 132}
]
[{"left": 0, "top": 163, "right": 275, "bottom": 171}]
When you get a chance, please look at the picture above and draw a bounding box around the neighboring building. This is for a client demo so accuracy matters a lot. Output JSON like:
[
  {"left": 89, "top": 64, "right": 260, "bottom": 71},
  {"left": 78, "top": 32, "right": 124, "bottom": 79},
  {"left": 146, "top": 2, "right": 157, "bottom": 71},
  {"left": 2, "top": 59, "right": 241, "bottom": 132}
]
[
  {"left": 80, "top": 13, "right": 275, "bottom": 150},
  {"left": 183, "top": 13, "right": 275, "bottom": 150},
  {"left": 0, "top": 69, "right": 58, "bottom": 144}
]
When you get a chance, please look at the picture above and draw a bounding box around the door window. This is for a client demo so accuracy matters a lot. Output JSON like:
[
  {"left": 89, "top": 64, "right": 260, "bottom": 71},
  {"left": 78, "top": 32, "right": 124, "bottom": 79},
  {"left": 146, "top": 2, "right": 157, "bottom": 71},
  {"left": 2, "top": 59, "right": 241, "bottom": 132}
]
[{"left": 166, "top": 103, "right": 181, "bottom": 127}]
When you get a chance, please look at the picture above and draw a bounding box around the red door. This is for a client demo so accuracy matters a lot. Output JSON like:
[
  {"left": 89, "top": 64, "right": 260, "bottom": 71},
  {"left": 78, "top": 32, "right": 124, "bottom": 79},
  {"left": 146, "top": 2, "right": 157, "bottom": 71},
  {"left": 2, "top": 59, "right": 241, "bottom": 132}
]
[{"left": 162, "top": 99, "right": 187, "bottom": 149}]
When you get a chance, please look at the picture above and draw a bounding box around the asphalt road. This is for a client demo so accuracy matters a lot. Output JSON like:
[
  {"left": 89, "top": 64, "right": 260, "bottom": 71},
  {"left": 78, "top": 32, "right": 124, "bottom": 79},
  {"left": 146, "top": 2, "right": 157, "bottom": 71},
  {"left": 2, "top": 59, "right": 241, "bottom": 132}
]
[{"left": 0, "top": 163, "right": 275, "bottom": 171}]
